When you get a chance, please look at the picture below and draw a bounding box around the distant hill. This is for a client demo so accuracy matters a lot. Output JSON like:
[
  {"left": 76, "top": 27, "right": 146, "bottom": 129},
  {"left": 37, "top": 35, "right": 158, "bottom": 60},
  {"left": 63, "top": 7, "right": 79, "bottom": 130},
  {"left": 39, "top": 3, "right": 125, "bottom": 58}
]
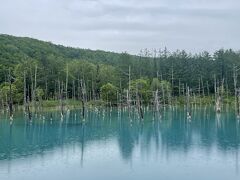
[{"left": 0, "top": 34, "right": 129, "bottom": 67}]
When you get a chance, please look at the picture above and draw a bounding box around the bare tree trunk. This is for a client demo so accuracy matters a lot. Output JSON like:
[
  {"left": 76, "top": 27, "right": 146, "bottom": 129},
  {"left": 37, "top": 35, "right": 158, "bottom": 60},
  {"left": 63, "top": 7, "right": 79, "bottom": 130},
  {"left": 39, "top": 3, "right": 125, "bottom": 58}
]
[
  {"left": 66, "top": 64, "right": 69, "bottom": 101},
  {"left": 214, "top": 74, "right": 217, "bottom": 104},
  {"left": 233, "top": 66, "right": 238, "bottom": 115},
  {"left": 178, "top": 79, "right": 181, "bottom": 96},
  {"left": 34, "top": 65, "right": 37, "bottom": 111},
  {"left": 186, "top": 86, "right": 191, "bottom": 120},
  {"left": 27, "top": 85, "right": 32, "bottom": 121},
  {"left": 170, "top": 65, "right": 173, "bottom": 105},
  {"left": 136, "top": 86, "right": 143, "bottom": 120},
  {"left": 30, "top": 68, "right": 34, "bottom": 109},
  {"left": 72, "top": 80, "right": 76, "bottom": 101},
  {"left": 80, "top": 79, "right": 86, "bottom": 120},
  {"left": 201, "top": 76, "right": 205, "bottom": 97},
  {"left": 8, "top": 69, "right": 13, "bottom": 120},
  {"left": 60, "top": 81, "right": 64, "bottom": 118},
  {"left": 162, "top": 83, "right": 165, "bottom": 107},
  {"left": 154, "top": 89, "right": 161, "bottom": 119},
  {"left": 45, "top": 79, "right": 48, "bottom": 100},
  {"left": 91, "top": 74, "right": 95, "bottom": 101},
  {"left": 128, "top": 66, "right": 131, "bottom": 118},
  {"left": 198, "top": 78, "right": 201, "bottom": 105},
  {"left": 206, "top": 81, "right": 210, "bottom": 97},
  {"left": 23, "top": 71, "right": 27, "bottom": 112}
]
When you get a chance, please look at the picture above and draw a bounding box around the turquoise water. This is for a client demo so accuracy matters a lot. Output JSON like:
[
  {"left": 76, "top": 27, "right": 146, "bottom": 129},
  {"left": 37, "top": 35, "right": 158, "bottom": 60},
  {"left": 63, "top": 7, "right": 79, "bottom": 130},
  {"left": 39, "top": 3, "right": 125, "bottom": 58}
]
[{"left": 0, "top": 106, "right": 240, "bottom": 180}]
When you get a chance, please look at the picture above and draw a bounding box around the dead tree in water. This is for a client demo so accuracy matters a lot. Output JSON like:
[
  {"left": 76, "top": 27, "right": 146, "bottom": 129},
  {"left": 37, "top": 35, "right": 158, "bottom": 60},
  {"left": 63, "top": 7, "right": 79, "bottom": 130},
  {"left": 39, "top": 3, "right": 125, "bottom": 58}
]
[
  {"left": 206, "top": 81, "right": 210, "bottom": 97},
  {"left": 233, "top": 65, "right": 238, "bottom": 115},
  {"left": 161, "top": 83, "right": 165, "bottom": 108},
  {"left": 23, "top": 71, "right": 27, "bottom": 112},
  {"left": 186, "top": 86, "right": 191, "bottom": 120},
  {"left": 59, "top": 81, "right": 64, "bottom": 118},
  {"left": 33, "top": 65, "right": 37, "bottom": 111},
  {"left": 26, "top": 85, "right": 32, "bottom": 121},
  {"left": 27, "top": 94, "right": 32, "bottom": 120},
  {"left": 72, "top": 80, "right": 76, "bottom": 102},
  {"left": 135, "top": 84, "right": 143, "bottom": 120},
  {"left": 8, "top": 69, "right": 13, "bottom": 120},
  {"left": 170, "top": 64, "right": 174, "bottom": 106},
  {"left": 30, "top": 67, "right": 34, "bottom": 112},
  {"left": 126, "top": 66, "right": 131, "bottom": 119},
  {"left": 65, "top": 64, "right": 69, "bottom": 101},
  {"left": 201, "top": 76, "right": 205, "bottom": 97},
  {"left": 198, "top": 78, "right": 201, "bottom": 105},
  {"left": 153, "top": 89, "right": 161, "bottom": 119},
  {"left": 138, "top": 96, "right": 144, "bottom": 120},
  {"left": 214, "top": 75, "right": 221, "bottom": 113},
  {"left": 214, "top": 74, "right": 217, "bottom": 103},
  {"left": 215, "top": 87, "right": 221, "bottom": 113},
  {"left": 80, "top": 79, "right": 86, "bottom": 120}
]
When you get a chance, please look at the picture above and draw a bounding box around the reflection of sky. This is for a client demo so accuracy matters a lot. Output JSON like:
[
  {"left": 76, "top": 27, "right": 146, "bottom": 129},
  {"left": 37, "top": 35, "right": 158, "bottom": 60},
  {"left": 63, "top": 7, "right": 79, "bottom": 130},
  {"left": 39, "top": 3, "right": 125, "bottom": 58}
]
[{"left": 0, "top": 107, "right": 240, "bottom": 179}]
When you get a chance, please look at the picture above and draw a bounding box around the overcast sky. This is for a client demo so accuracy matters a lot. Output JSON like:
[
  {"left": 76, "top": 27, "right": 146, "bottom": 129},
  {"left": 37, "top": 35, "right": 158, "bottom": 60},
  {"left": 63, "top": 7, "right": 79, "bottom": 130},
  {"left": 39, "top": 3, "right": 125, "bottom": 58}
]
[{"left": 0, "top": 0, "right": 240, "bottom": 54}]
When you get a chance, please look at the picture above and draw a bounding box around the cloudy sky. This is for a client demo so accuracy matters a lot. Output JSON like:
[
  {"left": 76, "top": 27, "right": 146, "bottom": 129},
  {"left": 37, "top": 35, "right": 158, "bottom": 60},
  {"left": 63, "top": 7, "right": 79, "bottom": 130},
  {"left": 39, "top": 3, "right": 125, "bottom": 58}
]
[{"left": 0, "top": 0, "right": 240, "bottom": 54}]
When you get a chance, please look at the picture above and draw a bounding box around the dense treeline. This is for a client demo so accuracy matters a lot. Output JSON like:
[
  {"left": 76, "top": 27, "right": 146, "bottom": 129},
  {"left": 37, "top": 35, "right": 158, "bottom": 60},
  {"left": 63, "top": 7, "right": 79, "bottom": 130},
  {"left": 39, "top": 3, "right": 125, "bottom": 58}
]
[{"left": 1, "top": 34, "right": 240, "bottom": 107}]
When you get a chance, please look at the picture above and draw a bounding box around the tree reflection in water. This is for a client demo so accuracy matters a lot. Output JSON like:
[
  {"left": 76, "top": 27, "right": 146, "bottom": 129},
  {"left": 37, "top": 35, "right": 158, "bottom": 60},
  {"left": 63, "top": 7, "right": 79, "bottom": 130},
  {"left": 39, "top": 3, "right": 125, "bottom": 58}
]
[{"left": 0, "top": 106, "right": 239, "bottom": 172}]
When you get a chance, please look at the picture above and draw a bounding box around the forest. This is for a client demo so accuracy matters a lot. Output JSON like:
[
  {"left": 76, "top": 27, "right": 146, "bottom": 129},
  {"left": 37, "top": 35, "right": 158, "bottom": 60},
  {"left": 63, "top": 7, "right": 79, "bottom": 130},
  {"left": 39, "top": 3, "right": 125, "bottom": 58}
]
[{"left": 1, "top": 34, "right": 240, "bottom": 116}]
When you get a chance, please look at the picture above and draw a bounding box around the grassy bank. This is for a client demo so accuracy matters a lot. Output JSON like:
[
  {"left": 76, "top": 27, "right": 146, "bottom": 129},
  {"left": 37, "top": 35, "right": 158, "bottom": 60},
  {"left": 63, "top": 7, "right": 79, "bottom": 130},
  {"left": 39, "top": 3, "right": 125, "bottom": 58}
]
[
  {"left": 39, "top": 96, "right": 237, "bottom": 109},
  {"left": 10, "top": 96, "right": 237, "bottom": 113}
]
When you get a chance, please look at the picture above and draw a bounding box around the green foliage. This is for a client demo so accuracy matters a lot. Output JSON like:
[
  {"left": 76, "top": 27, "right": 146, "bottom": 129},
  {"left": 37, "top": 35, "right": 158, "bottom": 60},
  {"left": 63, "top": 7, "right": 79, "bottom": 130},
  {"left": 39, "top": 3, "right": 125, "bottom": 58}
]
[
  {"left": 0, "top": 83, "right": 20, "bottom": 103},
  {"left": 100, "top": 83, "right": 118, "bottom": 103},
  {"left": 159, "top": 80, "right": 172, "bottom": 96},
  {"left": 68, "top": 60, "right": 96, "bottom": 80},
  {"left": 151, "top": 78, "right": 161, "bottom": 91},
  {"left": 36, "top": 88, "right": 44, "bottom": 100},
  {"left": 130, "top": 78, "right": 150, "bottom": 103},
  {"left": 98, "top": 64, "right": 119, "bottom": 87}
]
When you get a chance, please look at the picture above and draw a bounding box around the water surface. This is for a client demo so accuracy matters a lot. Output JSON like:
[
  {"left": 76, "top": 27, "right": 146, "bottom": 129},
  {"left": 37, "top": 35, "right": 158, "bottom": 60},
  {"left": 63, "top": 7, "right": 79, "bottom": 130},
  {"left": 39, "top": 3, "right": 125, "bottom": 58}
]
[{"left": 0, "top": 106, "right": 240, "bottom": 180}]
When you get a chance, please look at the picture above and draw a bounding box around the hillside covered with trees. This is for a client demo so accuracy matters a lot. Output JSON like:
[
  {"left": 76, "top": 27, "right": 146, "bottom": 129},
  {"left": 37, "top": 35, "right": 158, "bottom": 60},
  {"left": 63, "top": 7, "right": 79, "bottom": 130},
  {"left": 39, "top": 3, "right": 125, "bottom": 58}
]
[{"left": 1, "top": 34, "right": 240, "bottom": 109}]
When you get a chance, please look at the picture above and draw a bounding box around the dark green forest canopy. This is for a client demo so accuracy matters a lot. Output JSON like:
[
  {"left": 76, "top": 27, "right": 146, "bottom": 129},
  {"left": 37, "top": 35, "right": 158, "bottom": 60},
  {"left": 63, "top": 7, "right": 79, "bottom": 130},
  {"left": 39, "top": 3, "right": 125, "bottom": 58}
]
[{"left": 1, "top": 34, "right": 240, "bottom": 103}]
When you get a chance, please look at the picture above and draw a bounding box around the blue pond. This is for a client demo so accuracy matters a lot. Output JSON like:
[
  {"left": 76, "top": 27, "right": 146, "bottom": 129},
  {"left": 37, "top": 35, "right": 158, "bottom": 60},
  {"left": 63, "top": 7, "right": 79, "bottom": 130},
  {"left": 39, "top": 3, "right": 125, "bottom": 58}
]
[{"left": 0, "top": 106, "right": 240, "bottom": 180}]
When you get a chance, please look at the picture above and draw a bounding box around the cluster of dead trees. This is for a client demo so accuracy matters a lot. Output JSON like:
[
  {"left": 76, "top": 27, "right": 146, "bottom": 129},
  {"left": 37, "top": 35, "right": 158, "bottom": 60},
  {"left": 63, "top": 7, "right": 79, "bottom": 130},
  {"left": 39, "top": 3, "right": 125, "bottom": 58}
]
[{"left": 4, "top": 62, "right": 240, "bottom": 122}]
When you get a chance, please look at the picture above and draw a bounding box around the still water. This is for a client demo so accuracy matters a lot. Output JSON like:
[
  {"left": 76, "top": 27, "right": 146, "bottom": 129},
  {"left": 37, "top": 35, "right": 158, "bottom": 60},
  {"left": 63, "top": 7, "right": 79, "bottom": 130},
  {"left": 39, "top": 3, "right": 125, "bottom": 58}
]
[{"left": 0, "top": 106, "right": 240, "bottom": 180}]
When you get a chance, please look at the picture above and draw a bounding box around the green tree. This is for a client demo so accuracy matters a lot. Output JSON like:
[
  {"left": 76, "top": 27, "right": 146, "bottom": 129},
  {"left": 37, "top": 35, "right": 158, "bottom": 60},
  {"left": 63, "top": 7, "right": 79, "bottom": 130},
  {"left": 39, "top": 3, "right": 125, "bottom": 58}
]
[
  {"left": 151, "top": 78, "right": 161, "bottom": 91},
  {"left": 0, "top": 83, "right": 20, "bottom": 103},
  {"left": 130, "top": 78, "right": 150, "bottom": 104},
  {"left": 159, "top": 80, "right": 172, "bottom": 96},
  {"left": 36, "top": 87, "right": 44, "bottom": 101},
  {"left": 100, "top": 83, "right": 118, "bottom": 103}
]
